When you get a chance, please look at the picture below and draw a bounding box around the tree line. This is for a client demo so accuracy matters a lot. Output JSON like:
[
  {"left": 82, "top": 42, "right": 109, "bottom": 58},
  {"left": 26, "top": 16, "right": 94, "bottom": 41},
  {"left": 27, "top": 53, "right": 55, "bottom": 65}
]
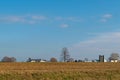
[{"left": 0, "top": 47, "right": 120, "bottom": 62}]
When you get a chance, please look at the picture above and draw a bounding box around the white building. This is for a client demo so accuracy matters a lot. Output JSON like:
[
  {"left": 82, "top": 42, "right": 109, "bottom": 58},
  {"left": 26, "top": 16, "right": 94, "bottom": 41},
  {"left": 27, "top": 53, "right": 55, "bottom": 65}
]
[
  {"left": 27, "top": 58, "right": 46, "bottom": 62},
  {"left": 110, "top": 60, "right": 118, "bottom": 62}
]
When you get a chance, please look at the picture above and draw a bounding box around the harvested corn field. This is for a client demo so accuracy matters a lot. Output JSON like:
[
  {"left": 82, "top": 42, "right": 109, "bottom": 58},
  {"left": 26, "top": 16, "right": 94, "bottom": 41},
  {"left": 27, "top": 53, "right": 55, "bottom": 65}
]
[{"left": 0, "top": 62, "right": 120, "bottom": 80}]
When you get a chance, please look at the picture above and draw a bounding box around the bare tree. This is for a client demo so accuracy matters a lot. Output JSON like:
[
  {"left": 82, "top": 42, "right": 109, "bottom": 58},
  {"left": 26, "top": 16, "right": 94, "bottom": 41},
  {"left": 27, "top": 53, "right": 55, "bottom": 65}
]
[
  {"left": 84, "top": 58, "right": 89, "bottom": 62},
  {"left": 109, "top": 53, "right": 119, "bottom": 61},
  {"left": 50, "top": 57, "right": 57, "bottom": 62},
  {"left": 26, "top": 58, "right": 32, "bottom": 62},
  {"left": 60, "top": 47, "right": 70, "bottom": 62},
  {"left": 1, "top": 56, "right": 16, "bottom": 62}
]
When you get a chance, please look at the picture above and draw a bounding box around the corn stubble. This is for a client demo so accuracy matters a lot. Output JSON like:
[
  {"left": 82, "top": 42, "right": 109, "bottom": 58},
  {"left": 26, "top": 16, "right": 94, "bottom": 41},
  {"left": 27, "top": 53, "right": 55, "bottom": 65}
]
[{"left": 0, "top": 62, "right": 120, "bottom": 80}]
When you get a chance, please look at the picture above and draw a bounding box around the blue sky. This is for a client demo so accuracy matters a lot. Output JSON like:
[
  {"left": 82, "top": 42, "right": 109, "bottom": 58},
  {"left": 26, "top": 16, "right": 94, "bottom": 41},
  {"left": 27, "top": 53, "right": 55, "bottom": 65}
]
[{"left": 0, "top": 0, "right": 120, "bottom": 61}]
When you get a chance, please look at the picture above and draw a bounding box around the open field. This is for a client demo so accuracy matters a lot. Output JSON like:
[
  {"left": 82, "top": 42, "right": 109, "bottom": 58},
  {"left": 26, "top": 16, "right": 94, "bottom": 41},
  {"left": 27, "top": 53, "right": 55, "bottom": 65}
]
[{"left": 0, "top": 62, "right": 120, "bottom": 80}]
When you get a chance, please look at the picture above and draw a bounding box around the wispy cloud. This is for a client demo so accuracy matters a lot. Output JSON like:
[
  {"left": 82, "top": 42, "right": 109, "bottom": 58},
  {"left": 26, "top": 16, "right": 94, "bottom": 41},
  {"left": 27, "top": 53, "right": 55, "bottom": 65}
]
[
  {"left": 0, "top": 15, "right": 48, "bottom": 24},
  {"left": 70, "top": 32, "right": 120, "bottom": 59},
  {"left": 0, "top": 16, "right": 26, "bottom": 23},
  {"left": 100, "top": 19, "right": 107, "bottom": 22},
  {"left": 0, "top": 15, "right": 83, "bottom": 27},
  {"left": 32, "top": 15, "right": 47, "bottom": 20},
  {"left": 67, "top": 17, "right": 83, "bottom": 22},
  {"left": 0, "top": 14, "right": 113, "bottom": 27},
  {"left": 55, "top": 16, "right": 83, "bottom": 22},
  {"left": 100, "top": 14, "right": 112, "bottom": 22},
  {"left": 60, "top": 24, "right": 69, "bottom": 28},
  {"left": 102, "top": 14, "right": 112, "bottom": 19},
  {"left": 55, "top": 16, "right": 63, "bottom": 21}
]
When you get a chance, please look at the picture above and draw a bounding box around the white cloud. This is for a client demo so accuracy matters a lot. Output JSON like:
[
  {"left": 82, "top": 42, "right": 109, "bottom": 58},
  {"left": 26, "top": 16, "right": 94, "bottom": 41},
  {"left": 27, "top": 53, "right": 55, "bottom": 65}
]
[
  {"left": 100, "top": 19, "right": 107, "bottom": 22},
  {"left": 67, "top": 17, "right": 82, "bottom": 22},
  {"left": 100, "top": 14, "right": 112, "bottom": 23},
  {"left": 27, "top": 21, "right": 36, "bottom": 24},
  {"left": 0, "top": 16, "right": 26, "bottom": 23},
  {"left": 103, "top": 14, "right": 112, "bottom": 19},
  {"left": 70, "top": 32, "right": 120, "bottom": 59},
  {"left": 32, "top": 15, "right": 47, "bottom": 20},
  {"left": 60, "top": 24, "right": 69, "bottom": 28},
  {"left": 55, "top": 16, "right": 63, "bottom": 20},
  {"left": 0, "top": 15, "right": 48, "bottom": 24},
  {"left": 55, "top": 16, "right": 82, "bottom": 22},
  {"left": 0, "top": 15, "right": 83, "bottom": 26}
]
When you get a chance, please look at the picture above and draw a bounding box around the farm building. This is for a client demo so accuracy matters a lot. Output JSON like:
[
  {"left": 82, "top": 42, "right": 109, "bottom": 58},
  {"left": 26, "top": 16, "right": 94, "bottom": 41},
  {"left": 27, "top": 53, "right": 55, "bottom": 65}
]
[{"left": 27, "top": 58, "right": 46, "bottom": 62}]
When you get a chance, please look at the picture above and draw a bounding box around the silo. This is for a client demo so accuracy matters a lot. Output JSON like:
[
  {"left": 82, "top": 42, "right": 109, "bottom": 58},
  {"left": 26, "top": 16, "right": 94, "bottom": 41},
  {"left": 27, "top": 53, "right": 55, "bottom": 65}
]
[{"left": 99, "top": 55, "right": 104, "bottom": 62}]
